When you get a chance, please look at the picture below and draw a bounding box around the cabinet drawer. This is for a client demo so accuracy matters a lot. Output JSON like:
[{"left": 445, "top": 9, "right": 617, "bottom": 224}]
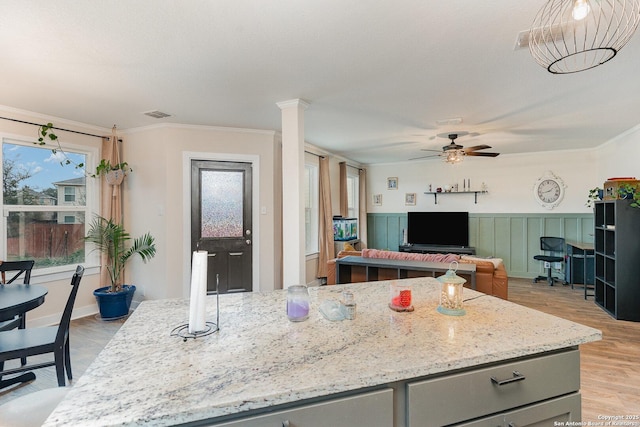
[
  {"left": 458, "top": 393, "right": 581, "bottom": 427},
  {"left": 407, "top": 350, "right": 579, "bottom": 427},
  {"left": 210, "top": 388, "right": 393, "bottom": 427}
]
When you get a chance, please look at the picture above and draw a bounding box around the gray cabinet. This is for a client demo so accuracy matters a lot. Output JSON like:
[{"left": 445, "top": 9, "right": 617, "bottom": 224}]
[
  {"left": 208, "top": 350, "right": 581, "bottom": 427},
  {"left": 209, "top": 388, "right": 394, "bottom": 427},
  {"left": 459, "top": 394, "right": 581, "bottom": 427},
  {"left": 594, "top": 200, "right": 640, "bottom": 320},
  {"left": 406, "top": 350, "right": 580, "bottom": 426}
]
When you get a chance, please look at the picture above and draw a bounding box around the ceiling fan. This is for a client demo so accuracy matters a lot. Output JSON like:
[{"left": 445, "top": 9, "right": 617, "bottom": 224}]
[{"left": 410, "top": 132, "right": 500, "bottom": 163}]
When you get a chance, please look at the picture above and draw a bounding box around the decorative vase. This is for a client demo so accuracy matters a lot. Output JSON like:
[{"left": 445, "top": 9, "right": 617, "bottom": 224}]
[{"left": 93, "top": 285, "right": 136, "bottom": 320}]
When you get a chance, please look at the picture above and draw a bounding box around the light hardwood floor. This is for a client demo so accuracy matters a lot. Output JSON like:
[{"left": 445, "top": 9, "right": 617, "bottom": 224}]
[
  {"left": 1, "top": 279, "right": 639, "bottom": 421},
  {"left": 508, "top": 277, "right": 640, "bottom": 420}
]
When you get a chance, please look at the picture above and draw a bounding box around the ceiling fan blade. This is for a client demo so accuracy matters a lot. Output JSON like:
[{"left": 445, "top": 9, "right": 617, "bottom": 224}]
[
  {"left": 463, "top": 144, "right": 492, "bottom": 152},
  {"left": 465, "top": 152, "right": 500, "bottom": 157},
  {"left": 409, "top": 154, "right": 441, "bottom": 160},
  {"left": 420, "top": 148, "right": 443, "bottom": 152}
]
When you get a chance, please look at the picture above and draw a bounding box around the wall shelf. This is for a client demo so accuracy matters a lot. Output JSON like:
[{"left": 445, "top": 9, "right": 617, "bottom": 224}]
[{"left": 424, "top": 190, "right": 487, "bottom": 204}]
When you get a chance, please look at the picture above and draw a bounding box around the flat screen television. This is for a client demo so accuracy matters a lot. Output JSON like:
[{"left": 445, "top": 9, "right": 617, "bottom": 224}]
[{"left": 407, "top": 211, "right": 469, "bottom": 247}]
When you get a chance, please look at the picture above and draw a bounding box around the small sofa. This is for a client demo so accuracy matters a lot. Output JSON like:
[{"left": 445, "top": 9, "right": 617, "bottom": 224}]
[{"left": 326, "top": 248, "right": 508, "bottom": 300}]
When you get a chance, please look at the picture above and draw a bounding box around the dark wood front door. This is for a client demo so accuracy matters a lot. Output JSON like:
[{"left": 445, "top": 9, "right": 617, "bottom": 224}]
[{"left": 191, "top": 160, "right": 252, "bottom": 294}]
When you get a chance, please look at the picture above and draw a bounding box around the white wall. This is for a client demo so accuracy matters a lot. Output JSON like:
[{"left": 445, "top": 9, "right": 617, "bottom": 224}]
[
  {"left": 366, "top": 149, "right": 600, "bottom": 214},
  {"left": 595, "top": 123, "right": 640, "bottom": 182},
  {"left": 123, "top": 124, "right": 281, "bottom": 299}
]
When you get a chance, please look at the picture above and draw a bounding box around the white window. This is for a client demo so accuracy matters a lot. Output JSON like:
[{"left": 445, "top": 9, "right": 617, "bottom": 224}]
[
  {"left": 64, "top": 187, "right": 75, "bottom": 202},
  {"left": 347, "top": 172, "right": 359, "bottom": 221},
  {"left": 304, "top": 163, "right": 319, "bottom": 255},
  {"left": 1, "top": 138, "right": 97, "bottom": 274}
]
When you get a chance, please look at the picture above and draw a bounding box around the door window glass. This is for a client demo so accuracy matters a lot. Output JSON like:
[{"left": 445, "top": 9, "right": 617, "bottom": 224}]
[{"left": 200, "top": 170, "right": 243, "bottom": 238}]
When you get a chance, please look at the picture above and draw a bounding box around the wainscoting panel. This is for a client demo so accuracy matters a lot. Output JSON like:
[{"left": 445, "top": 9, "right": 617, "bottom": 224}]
[
  {"left": 367, "top": 213, "right": 594, "bottom": 278},
  {"left": 369, "top": 213, "right": 407, "bottom": 250}
]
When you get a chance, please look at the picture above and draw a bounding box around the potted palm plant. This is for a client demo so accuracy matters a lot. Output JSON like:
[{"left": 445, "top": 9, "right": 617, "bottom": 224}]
[{"left": 85, "top": 216, "right": 156, "bottom": 319}]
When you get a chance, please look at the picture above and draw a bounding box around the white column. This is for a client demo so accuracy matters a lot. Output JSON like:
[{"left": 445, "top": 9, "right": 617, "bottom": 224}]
[{"left": 277, "top": 99, "right": 310, "bottom": 288}]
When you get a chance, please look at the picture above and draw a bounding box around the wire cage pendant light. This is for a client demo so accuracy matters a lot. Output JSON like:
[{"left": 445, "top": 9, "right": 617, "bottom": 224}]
[{"left": 529, "top": 0, "right": 640, "bottom": 74}]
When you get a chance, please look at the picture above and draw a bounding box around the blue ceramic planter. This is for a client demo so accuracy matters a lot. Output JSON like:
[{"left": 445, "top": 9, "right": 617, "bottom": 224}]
[{"left": 93, "top": 285, "right": 136, "bottom": 320}]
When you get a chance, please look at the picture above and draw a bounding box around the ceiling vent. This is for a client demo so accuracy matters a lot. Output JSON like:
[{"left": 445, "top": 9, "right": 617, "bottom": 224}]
[
  {"left": 435, "top": 117, "right": 463, "bottom": 126},
  {"left": 143, "top": 110, "right": 171, "bottom": 119}
]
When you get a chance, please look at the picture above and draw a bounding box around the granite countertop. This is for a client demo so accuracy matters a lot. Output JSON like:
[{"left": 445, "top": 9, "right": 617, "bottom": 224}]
[{"left": 44, "top": 277, "right": 601, "bottom": 427}]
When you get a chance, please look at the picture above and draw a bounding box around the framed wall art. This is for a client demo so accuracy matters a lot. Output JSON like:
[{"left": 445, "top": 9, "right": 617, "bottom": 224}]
[
  {"left": 405, "top": 193, "right": 416, "bottom": 206},
  {"left": 387, "top": 177, "right": 398, "bottom": 190}
]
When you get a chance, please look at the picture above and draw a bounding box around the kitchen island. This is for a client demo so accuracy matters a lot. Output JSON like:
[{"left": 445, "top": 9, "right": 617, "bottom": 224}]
[{"left": 44, "top": 278, "right": 601, "bottom": 426}]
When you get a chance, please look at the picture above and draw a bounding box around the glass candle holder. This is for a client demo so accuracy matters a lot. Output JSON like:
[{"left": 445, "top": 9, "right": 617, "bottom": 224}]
[
  {"left": 437, "top": 262, "right": 467, "bottom": 316},
  {"left": 287, "top": 285, "right": 310, "bottom": 321},
  {"left": 389, "top": 281, "right": 414, "bottom": 312}
]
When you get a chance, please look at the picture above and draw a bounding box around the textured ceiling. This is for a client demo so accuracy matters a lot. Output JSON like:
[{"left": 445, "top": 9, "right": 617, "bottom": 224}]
[{"left": 2, "top": 1, "right": 640, "bottom": 164}]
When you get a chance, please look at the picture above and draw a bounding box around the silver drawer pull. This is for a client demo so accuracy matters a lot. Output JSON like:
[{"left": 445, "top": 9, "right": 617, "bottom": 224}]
[{"left": 490, "top": 370, "right": 526, "bottom": 386}]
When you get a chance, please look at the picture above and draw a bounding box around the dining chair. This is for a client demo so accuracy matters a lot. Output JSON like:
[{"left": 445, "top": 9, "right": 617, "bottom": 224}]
[
  {"left": 0, "top": 260, "right": 35, "bottom": 286},
  {"left": 0, "top": 265, "right": 84, "bottom": 387},
  {"left": 0, "top": 260, "right": 36, "bottom": 332}
]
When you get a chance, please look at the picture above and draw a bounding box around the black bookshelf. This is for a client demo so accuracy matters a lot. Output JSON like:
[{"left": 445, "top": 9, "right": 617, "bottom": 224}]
[{"left": 594, "top": 200, "right": 640, "bottom": 321}]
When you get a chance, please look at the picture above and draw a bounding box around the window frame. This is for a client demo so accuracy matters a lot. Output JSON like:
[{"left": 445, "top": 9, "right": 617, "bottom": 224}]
[
  {"left": 346, "top": 168, "right": 360, "bottom": 228},
  {"left": 304, "top": 157, "right": 320, "bottom": 257},
  {"left": 1, "top": 135, "right": 100, "bottom": 282},
  {"left": 64, "top": 186, "right": 76, "bottom": 203}
]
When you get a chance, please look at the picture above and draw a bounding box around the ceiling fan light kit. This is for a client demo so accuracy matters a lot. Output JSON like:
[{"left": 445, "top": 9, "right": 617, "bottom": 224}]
[
  {"left": 412, "top": 133, "right": 500, "bottom": 164},
  {"left": 528, "top": 0, "right": 640, "bottom": 74}
]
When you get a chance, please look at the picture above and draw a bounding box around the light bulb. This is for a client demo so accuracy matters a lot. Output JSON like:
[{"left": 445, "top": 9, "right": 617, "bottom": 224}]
[
  {"left": 447, "top": 284, "right": 456, "bottom": 299},
  {"left": 572, "top": 0, "right": 591, "bottom": 21}
]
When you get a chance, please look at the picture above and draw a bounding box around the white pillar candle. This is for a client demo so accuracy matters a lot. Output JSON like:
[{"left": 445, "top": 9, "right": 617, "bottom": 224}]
[{"left": 188, "top": 250, "right": 208, "bottom": 333}]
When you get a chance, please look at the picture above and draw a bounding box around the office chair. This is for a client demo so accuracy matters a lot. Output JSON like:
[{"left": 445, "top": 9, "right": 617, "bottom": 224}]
[
  {"left": 0, "top": 265, "right": 84, "bottom": 387},
  {"left": 533, "top": 237, "right": 565, "bottom": 286},
  {"left": 0, "top": 260, "right": 36, "bottom": 332}
]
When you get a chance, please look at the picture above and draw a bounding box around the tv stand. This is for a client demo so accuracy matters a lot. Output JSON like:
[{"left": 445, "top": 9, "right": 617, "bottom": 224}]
[{"left": 399, "top": 244, "right": 476, "bottom": 255}]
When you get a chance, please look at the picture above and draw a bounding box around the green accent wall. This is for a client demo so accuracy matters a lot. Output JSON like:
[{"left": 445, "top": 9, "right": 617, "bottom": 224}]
[{"left": 367, "top": 213, "right": 594, "bottom": 278}]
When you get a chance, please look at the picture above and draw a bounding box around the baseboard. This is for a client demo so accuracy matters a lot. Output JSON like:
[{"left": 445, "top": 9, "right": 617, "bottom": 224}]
[{"left": 28, "top": 303, "right": 99, "bottom": 328}]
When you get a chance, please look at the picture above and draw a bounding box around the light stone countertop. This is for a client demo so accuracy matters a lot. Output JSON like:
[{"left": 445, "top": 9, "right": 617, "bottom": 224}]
[{"left": 44, "top": 277, "right": 601, "bottom": 426}]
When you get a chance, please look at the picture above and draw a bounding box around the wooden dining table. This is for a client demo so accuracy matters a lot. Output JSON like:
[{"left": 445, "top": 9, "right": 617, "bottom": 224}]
[{"left": 0, "top": 283, "right": 48, "bottom": 389}]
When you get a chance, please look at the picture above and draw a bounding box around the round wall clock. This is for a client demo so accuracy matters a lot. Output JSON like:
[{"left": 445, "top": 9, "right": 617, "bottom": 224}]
[{"left": 533, "top": 171, "right": 566, "bottom": 209}]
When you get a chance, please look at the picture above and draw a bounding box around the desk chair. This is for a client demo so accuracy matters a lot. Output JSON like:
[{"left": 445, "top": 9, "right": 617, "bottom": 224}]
[
  {"left": 533, "top": 237, "right": 565, "bottom": 286},
  {"left": 0, "top": 265, "right": 84, "bottom": 387},
  {"left": 0, "top": 261, "right": 35, "bottom": 332}
]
